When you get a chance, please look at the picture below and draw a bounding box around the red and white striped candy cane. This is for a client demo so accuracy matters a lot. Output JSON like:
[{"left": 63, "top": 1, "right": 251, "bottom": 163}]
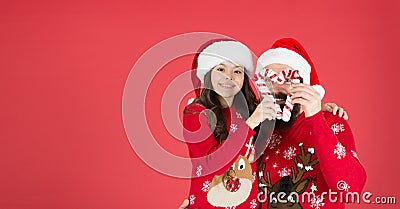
[
  {"left": 254, "top": 72, "right": 280, "bottom": 119},
  {"left": 281, "top": 70, "right": 301, "bottom": 121},
  {"left": 253, "top": 69, "right": 301, "bottom": 122}
]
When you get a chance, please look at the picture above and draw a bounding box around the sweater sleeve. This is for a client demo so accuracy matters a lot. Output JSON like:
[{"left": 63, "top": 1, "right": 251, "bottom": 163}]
[{"left": 303, "top": 111, "right": 367, "bottom": 194}]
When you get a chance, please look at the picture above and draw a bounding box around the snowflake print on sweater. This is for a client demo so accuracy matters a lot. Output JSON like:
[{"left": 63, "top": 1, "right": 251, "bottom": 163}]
[
  {"left": 249, "top": 199, "right": 258, "bottom": 209},
  {"left": 196, "top": 165, "right": 202, "bottom": 177},
  {"left": 310, "top": 195, "right": 325, "bottom": 209},
  {"left": 334, "top": 142, "right": 346, "bottom": 159},
  {"left": 189, "top": 194, "right": 196, "bottom": 205},
  {"left": 283, "top": 146, "right": 297, "bottom": 160},
  {"left": 272, "top": 162, "right": 278, "bottom": 169},
  {"left": 230, "top": 123, "right": 238, "bottom": 133},
  {"left": 201, "top": 180, "right": 211, "bottom": 192},
  {"left": 331, "top": 123, "right": 345, "bottom": 134},
  {"left": 267, "top": 133, "right": 282, "bottom": 149},
  {"left": 277, "top": 167, "right": 291, "bottom": 177}
]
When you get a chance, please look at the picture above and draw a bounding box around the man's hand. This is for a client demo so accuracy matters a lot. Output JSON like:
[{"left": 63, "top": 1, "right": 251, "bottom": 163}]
[
  {"left": 178, "top": 199, "right": 189, "bottom": 209},
  {"left": 290, "top": 83, "right": 321, "bottom": 117},
  {"left": 322, "top": 103, "right": 349, "bottom": 120}
]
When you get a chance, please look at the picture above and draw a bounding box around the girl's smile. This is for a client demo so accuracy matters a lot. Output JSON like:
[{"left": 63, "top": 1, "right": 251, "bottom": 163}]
[{"left": 211, "top": 61, "right": 245, "bottom": 107}]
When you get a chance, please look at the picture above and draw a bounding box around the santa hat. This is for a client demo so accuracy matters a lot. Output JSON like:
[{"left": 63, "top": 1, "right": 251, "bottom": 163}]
[
  {"left": 191, "top": 39, "right": 254, "bottom": 96},
  {"left": 256, "top": 38, "right": 325, "bottom": 98}
]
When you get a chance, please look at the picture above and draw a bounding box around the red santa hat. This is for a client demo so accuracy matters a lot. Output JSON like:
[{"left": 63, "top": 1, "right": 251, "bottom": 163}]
[
  {"left": 256, "top": 38, "right": 325, "bottom": 98},
  {"left": 191, "top": 39, "right": 254, "bottom": 96}
]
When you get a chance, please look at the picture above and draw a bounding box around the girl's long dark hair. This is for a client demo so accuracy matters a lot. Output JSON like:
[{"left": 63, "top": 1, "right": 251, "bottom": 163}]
[{"left": 185, "top": 70, "right": 259, "bottom": 145}]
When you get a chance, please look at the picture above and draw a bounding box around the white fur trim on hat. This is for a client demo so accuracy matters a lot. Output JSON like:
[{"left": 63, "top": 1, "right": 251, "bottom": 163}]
[
  {"left": 312, "top": 85, "right": 325, "bottom": 99},
  {"left": 196, "top": 41, "right": 254, "bottom": 82},
  {"left": 256, "top": 48, "right": 311, "bottom": 85}
]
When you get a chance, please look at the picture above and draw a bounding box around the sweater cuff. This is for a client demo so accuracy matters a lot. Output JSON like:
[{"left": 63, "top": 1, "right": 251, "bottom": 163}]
[
  {"left": 303, "top": 110, "right": 325, "bottom": 123},
  {"left": 303, "top": 111, "right": 329, "bottom": 138},
  {"left": 303, "top": 111, "right": 337, "bottom": 149}
]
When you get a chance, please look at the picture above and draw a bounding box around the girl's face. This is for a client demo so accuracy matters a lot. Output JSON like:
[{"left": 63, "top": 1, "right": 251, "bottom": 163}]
[{"left": 211, "top": 61, "right": 245, "bottom": 102}]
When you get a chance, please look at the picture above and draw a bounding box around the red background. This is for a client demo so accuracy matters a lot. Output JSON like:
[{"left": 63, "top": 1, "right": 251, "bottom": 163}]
[{"left": 1, "top": 0, "right": 399, "bottom": 208}]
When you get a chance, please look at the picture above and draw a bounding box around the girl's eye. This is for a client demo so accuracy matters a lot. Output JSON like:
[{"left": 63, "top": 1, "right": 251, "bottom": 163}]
[
  {"left": 234, "top": 70, "right": 243, "bottom": 74},
  {"left": 216, "top": 67, "right": 224, "bottom": 71}
]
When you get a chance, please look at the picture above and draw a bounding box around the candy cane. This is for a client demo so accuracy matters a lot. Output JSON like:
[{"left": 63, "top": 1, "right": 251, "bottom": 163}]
[
  {"left": 281, "top": 69, "right": 301, "bottom": 121},
  {"left": 282, "top": 96, "right": 293, "bottom": 122},
  {"left": 253, "top": 69, "right": 301, "bottom": 122}
]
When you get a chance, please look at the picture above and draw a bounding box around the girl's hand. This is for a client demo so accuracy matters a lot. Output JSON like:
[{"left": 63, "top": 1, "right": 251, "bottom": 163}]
[
  {"left": 322, "top": 103, "right": 349, "bottom": 120},
  {"left": 178, "top": 199, "right": 189, "bottom": 209},
  {"left": 246, "top": 97, "right": 276, "bottom": 129}
]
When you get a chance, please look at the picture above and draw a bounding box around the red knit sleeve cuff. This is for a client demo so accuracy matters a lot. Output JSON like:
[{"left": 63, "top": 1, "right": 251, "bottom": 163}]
[{"left": 302, "top": 110, "right": 325, "bottom": 123}]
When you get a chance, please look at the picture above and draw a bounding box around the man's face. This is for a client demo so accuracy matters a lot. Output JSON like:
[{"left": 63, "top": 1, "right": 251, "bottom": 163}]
[
  {"left": 265, "top": 63, "right": 301, "bottom": 130},
  {"left": 266, "top": 63, "right": 292, "bottom": 97}
]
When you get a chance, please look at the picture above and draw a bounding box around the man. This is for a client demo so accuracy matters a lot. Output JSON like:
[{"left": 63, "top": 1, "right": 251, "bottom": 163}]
[{"left": 254, "top": 38, "right": 366, "bottom": 209}]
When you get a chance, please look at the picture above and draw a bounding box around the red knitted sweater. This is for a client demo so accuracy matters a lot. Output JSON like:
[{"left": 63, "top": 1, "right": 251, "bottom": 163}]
[{"left": 258, "top": 111, "right": 366, "bottom": 209}]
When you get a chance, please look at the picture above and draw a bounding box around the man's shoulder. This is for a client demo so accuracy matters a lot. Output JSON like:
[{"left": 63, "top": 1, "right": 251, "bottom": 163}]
[{"left": 322, "top": 111, "right": 348, "bottom": 126}]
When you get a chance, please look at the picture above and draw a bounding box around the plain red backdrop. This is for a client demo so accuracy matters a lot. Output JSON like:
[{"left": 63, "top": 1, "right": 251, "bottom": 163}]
[{"left": 1, "top": 0, "right": 399, "bottom": 208}]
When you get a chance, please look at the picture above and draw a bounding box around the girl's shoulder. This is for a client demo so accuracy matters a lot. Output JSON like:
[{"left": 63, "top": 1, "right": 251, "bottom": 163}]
[{"left": 183, "top": 102, "right": 206, "bottom": 116}]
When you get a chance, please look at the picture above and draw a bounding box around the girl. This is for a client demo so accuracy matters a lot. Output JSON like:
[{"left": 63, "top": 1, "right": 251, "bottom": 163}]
[{"left": 184, "top": 39, "right": 273, "bottom": 209}]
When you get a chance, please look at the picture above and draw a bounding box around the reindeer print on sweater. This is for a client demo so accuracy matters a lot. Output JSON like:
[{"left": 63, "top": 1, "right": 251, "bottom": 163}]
[
  {"left": 207, "top": 154, "right": 254, "bottom": 207},
  {"left": 184, "top": 103, "right": 260, "bottom": 209},
  {"left": 259, "top": 143, "right": 319, "bottom": 209}
]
